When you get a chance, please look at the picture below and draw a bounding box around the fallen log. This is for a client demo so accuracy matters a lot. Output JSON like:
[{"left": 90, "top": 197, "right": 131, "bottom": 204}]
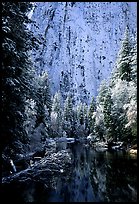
[
  {"left": 2, "top": 149, "right": 73, "bottom": 202},
  {"left": 2, "top": 149, "right": 72, "bottom": 185}
]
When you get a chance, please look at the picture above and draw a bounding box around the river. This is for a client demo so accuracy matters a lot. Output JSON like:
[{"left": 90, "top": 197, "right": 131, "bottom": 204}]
[
  {"left": 47, "top": 142, "right": 137, "bottom": 202},
  {"left": 2, "top": 142, "right": 137, "bottom": 202}
]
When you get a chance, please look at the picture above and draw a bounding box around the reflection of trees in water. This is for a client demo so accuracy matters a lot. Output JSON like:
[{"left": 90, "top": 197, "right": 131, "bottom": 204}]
[
  {"left": 90, "top": 150, "right": 107, "bottom": 201},
  {"left": 68, "top": 143, "right": 99, "bottom": 202},
  {"left": 89, "top": 150, "right": 137, "bottom": 202},
  {"left": 49, "top": 144, "right": 137, "bottom": 202},
  {"left": 105, "top": 153, "right": 137, "bottom": 202}
]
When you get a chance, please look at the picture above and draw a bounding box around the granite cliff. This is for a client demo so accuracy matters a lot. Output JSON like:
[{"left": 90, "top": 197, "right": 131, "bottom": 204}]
[{"left": 31, "top": 2, "right": 137, "bottom": 103}]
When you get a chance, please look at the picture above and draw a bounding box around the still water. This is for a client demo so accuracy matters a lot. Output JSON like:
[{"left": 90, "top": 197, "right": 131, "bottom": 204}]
[
  {"left": 48, "top": 142, "right": 137, "bottom": 202},
  {"left": 2, "top": 142, "right": 137, "bottom": 202}
]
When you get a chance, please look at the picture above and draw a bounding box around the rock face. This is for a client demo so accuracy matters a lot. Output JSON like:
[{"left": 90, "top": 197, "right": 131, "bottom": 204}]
[{"left": 31, "top": 2, "right": 137, "bottom": 103}]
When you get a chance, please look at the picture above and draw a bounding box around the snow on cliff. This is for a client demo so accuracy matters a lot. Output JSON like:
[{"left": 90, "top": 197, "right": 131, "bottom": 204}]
[{"left": 31, "top": 2, "right": 137, "bottom": 104}]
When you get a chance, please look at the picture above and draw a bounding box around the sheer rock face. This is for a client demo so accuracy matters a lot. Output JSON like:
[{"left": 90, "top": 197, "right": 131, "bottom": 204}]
[{"left": 31, "top": 2, "right": 137, "bottom": 103}]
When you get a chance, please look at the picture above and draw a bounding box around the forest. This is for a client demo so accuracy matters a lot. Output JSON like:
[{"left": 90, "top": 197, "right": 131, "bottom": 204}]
[{"left": 1, "top": 2, "right": 137, "bottom": 202}]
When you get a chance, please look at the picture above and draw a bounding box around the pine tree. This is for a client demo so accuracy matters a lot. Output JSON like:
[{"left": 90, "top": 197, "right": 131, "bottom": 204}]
[
  {"left": 130, "top": 42, "right": 137, "bottom": 84},
  {"left": 24, "top": 99, "right": 37, "bottom": 137},
  {"left": 104, "top": 88, "right": 132, "bottom": 142},
  {"left": 75, "top": 102, "right": 87, "bottom": 138},
  {"left": 95, "top": 29, "right": 136, "bottom": 144},
  {"left": 97, "top": 80, "right": 109, "bottom": 106},
  {"left": 1, "top": 2, "right": 37, "bottom": 157},
  {"left": 35, "top": 71, "right": 52, "bottom": 141},
  {"left": 94, "top": 81, "right": 110, "bottom": 141},
  {"left": 123, "top": 40, "right": 137, "bottom": 143},
  {"left": 103, "top": 91, "right": 114, "bottom": 141},
  {"left": 112, "top": 27, "right": 132, "bottom": 82},
  {"left": 83, "top": 103, "right": 88, "bottom": 131},
  {"left": 63, "top": 93, "right": 74, "bottom": 137},
  {"left": 77, "top": 103, "right": 84, "bottom": 125},
  {"left": 88, "top": 96, "right": 96, "bottom": 134},
  {"left": 63, "top": 93, "right": 73, "bottom": 122},
  {"left": 94, "top": 105, "right": 105, "bottom": 141},
  {"left": 51, "top": 92, "right": 63, "bottom": 137}
]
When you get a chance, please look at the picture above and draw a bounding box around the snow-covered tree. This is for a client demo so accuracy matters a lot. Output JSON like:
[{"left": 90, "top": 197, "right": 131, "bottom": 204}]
[
  {"left": 111, "top": 79, "right": 130, "bottom": 109},
  {"left": 24, "top": 99, "right": 37, "bottom": 137},
  {"left": 35, "top": 71, "right": 52, "bottom": 141},
  {"left": 109, "top": 35, "right": 137, "bottom": 143},
  {"left": 63, "top": 93, "right": 74, "bottom": 137},
  {"left": 124, "top": 99, "right": 137, "bottom": 142},
  {"left": 88, "top": 96, "right": 96, "bottom": 134},
  {"left": 101, "top": 78, "right": 133, "bottom": 142},
  {"left": 93, "top": 80, "right": 109, "bottom": 140},
  {"left": 93, "top": 105, "right": 105, "bottom": 141},
  {"left": 83, "top": 103, "right": 89, "bottom": 132},
  {"left": 97, "top": 30, "right": 137, "bottom": 143},
  {"left": 75, "top": 102, "right": 88, "bottom": 137},
  {"left": 130, "top": 42, "right": 137, "bottom": 84},
  {"left": 77, "top": 103, "right": 84, "bottom": 125},
  {"left": 110, "top": 79, "right": 133, "bottom": 141},
  {"left": 96, "top": 80, "right": 109, "bottom": 106},
  {"left": 103, "top": 91, "right": 114, "bottom": 140},
  {"left": 1, "top": 2, "right": 37, "bottom": 157},
  {"left": 111, "top": 27, "right": 132, "bottom": 83},
  {"left": 50, "top": 92, "right": 63, "bottom": 137},
  {"left": 126, "top": 40, "right": 137, "bottom": 142},
  {"left": 124, "top": 41, "right": 137, "bottom": 142},
  {"left": 24, "top": 98, "right": 45, "bottom": 151}
]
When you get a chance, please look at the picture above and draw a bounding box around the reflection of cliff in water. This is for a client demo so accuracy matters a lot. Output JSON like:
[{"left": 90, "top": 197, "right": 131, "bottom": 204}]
[
  {"left": 65, "top": 143, "right": 99, "bottom": 202},
  {"left": 89, "top": 148, "right": 137, "bottom": 202},
  {"left": 2, "top": 142, "right": 137, "bottom": 202},
  {"left": 48, "top": 142, "right": 98, "bottom": 202},
  {"left": 49, "top": 143, "right": 137, "bottom": 202}
]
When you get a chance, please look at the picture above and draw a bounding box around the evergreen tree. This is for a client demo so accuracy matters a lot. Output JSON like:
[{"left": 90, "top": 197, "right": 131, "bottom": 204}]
[
  {"left": 52, "top": 92, "right": 62, "bottom": 113},
  {"left": 24, "top": 99, "right": 37, "bottom": 137},
  {"left": 96, "top": 80, "right": 109, "bottom": 106},
  {"left": 63, "top": 93, "right": 74, "bottom": 137},
  {"left": 75, "top": 102, "right": 87, "bottom": 138},
  {"left": 124, "top": 99, "right": 137, "bottom": 143},
  {"left": 1, "top": 2, "right": 37, "bottom": 157},
  {"left": 77, "top": 103, "right": 84, "bottom": 125},
  {"left": 63, "top": 93, "right": 73, "bottom": 122},
  {"left": 104, "top": 85, "right": 132, "bottom": 142},
  {"left": 83, "top": 103, "right": 89, "bottom": 131},
  {"left": 94, "top": 30, "right": 136, "bottom": 145},
  {"left": 94, "top": 105, "right": 105, "bottom": 141},
  {"left": 123, "top": 41, "right": 137, "bottom": 143},
  {"left": 130, "top": 42, "right": 137, "bottom": 84},
  {"left": 112, "top": 27, "right": 132, "bottom": 83},
  {"left": 71, "top": 106, "right": 79, "bottom": 138},
  {"left": 88, "top": 96, "right": 96, "bottom": 134},
  {"left": 51, "top": 92, "right": 63, "bottom": 137},
  {"left": 103, "top": 91, "right": 114, "bottom": 141},
  {"left": 35, "top": 71, "right": 52, "bottom": 141}
]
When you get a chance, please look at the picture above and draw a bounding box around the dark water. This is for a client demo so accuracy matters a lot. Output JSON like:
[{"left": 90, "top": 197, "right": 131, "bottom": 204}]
[
  {"left": 48, "top": 143, "right": 137, "bottom": 202},
  {"left": 2, "top": 143, "right": 137, "bottom": 202},
  {"left": 89, "top": 147, "right": 137, "bottom": 202}
]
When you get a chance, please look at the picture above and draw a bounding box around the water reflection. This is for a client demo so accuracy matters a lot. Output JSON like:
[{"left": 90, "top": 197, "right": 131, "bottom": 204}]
[
  {"left": 52, "top": 143, "right": 137, "bottom": 202},
  {"left": 89, "top": 145, "right": 137, "bottom": 202},
  {"left": 2, "top": 142, "right": 137, "bottom": 202}
]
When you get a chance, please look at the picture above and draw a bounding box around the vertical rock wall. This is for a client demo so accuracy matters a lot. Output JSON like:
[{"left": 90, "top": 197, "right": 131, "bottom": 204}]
[{"left": 31, "top": 2, "right": 137, "bottom": 103}]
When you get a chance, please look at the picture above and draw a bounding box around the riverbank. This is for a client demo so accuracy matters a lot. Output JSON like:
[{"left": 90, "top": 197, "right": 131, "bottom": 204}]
[
  {"left": 89, "top": 140, "right": 137, "bottom": 156},
  {"left": 2, "top": 148, "right": 73, "bottom": 202},
  {"left": 2, "top": 140, "right": 137, "bottom": 202}
]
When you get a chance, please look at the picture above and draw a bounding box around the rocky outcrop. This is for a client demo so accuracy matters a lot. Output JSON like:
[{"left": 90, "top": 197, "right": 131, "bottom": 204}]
[{"left": 31, "top": 2, "right": 137, "bottom": 103}]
